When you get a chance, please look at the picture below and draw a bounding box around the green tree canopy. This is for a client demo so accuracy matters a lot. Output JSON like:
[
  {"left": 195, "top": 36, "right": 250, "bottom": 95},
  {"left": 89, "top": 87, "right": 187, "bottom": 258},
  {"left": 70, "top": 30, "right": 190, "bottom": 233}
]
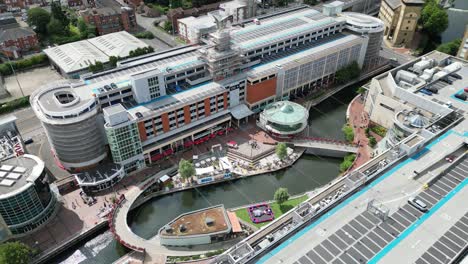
[
  {"left": 275, "top": 142, "right": 287, "bottom": 160},
  {"left": 179, "top": 159, "right": 195, "bottom": 180},
  {"left": 421, "top": 0, "right": 448, "bottom": 36},
  {"left": 50, "top": 1, "right": 69, "bottom": 32},
  {"left": 27, "top": 8, "right": 51, "bottom": 35},
  {"left": 47, "top": 18, "right": 64, "bottom": 36},
  {"left": 109, "top": 56, "right": 120, "bottom": 67},
  {"left": 342, "top": 124, "right": 354, "bottom": 142},
  {"left": 436, "top": 39, "right": 461, "bottom": 56},
  {"left": 88, "top": 61, "right": 104, "bottom": 73},
  {"left": 0, "top": 241, "right": 33, "bottom": 264},
  {"left": 163, "top": 21, "right": 173, "bottom": 33},
  {"left": 335, "top": 61, "right": 360, "bottom": 84},
  {"left": 274, "top": 187, "right": 290, "bottom": 205}
]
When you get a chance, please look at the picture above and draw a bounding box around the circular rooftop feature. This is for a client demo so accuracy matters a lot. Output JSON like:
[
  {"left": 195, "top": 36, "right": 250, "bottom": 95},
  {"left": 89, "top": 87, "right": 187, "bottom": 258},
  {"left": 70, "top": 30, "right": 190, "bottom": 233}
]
[
  {"left": 340, "top": 12, "right": 384, "bottom": 34},
  {"left": 409, "top": 114, "right": 429, "bottom": 128},
  {"left": 258, "top": 101, "right": 309, "bottom": 136}
]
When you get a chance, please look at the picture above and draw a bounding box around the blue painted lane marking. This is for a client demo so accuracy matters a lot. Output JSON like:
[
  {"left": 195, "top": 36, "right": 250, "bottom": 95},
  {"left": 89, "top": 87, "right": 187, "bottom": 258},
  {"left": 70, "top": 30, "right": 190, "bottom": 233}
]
[
  {"left": 368, "top": 177, "right": 468, "bottom": 263},
  {"left": 257, "top": 129, "right": 464, "bottom": 263}
]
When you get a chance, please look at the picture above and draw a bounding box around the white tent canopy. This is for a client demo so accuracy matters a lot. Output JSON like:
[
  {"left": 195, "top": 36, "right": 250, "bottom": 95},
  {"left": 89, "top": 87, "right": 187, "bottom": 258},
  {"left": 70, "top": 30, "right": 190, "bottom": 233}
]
[{"left": 230, "top": 104, "right": 254, "bottom": 120}]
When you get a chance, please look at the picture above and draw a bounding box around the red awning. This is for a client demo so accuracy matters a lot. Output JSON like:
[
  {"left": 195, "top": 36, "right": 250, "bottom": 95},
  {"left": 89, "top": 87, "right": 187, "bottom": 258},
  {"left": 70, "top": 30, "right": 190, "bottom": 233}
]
[{"left": 184, "top": 141, "right": 193, "bottom": 147}]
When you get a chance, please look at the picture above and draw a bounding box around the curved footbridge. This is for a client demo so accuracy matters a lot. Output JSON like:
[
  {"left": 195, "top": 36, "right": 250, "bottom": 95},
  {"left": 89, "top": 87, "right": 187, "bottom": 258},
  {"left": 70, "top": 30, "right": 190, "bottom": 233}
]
[
  {"left": 109, "top": 169, "right": 225, "bottom": 263},
  {"left": 291, "top": 137, "right": 358, "bottom": 158}
]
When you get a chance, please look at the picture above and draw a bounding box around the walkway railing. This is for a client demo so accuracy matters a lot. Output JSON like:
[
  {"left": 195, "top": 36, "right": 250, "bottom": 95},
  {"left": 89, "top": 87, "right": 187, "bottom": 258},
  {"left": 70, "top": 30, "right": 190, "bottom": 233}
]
[
  {"left": 293, "top": 137, "right": 358, "bottom": 148},
  {"left": 108, "top": 194, "right": 146, "bottom": 253}
]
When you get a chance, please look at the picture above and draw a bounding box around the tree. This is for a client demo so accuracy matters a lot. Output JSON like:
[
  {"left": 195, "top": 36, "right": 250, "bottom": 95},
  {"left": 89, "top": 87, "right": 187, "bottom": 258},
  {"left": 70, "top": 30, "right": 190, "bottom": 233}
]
[
  {"left": 276, "top": 142, "right": 287, "bottom": 160},
  {"left": 88, "top": 61, "right": 104, "bottom": 73},
  {"left": 0, "top": 241, "right": 33, "bottom": 264},
  {"left": 78, "top": 18, "right": 88, "bottom": 38},
  {"left": 437, "top": 39, "right": 461, "bottom": 55},
  {"left": 28, "top": 8, "right": 51, "bottom": 35},
  {"left": 368, "top": 136, "right": 377, "bottom": 148},
  {"left": 274, "top": 187, "right": 290, "bottom": 207},
  {"left": 335, "top": 61, "right": 360, "bottom": 84},
  {"left": 50, "top": 1, "right": 69, "bottom": 33},
  {"left": 342, "top": 124, "right": 354, "bottom": 142},
  {"left": 421, "top": 0, "right": 448, "bottom": 37},
  {"left": 339, "top": 154, "right": 356, "bottom": 172},
  {"left": 109, "top": 56, "right": 120, "bottom": 67},
  {"left": 47, "top": 18, "right": 64, "bottom": 36},
  {"left": 303, "top": 0, "right": 317, "bottom": 5},
  {"left": 163, "top": 20, "right": 173, "bottom": 33},
  {"left": 179, "top": 159, "right": 195, "bottom": 181}
]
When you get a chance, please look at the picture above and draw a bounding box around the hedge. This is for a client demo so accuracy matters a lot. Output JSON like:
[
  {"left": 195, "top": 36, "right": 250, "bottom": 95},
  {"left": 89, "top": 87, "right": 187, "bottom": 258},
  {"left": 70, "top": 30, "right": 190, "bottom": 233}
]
[
  {"left": 0, "top": 96, "right": 30, "bottom": 115},
  {"left": 0, "top": 54, "right": 48, "bottom": 76}
]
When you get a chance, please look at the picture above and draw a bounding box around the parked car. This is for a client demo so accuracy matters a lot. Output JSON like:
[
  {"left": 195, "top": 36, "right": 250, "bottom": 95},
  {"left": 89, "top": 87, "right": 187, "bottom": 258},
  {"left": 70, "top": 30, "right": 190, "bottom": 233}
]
[
  {"left": 419, "top": 88, "right": 433, "bottom": 96},
  {"left": 445, "top": 155, "right": 456, "bottom": 163},
  {"left": 408, "top": 197, "right": 428, "bottom": 212},
  {"left": 23, "top": 137, "right": 33, "bottom": 145}
]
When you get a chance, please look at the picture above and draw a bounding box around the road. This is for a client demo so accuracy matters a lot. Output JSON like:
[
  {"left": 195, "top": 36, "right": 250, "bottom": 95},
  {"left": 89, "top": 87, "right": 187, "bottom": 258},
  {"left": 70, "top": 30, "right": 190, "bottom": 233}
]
[
  {"left": 135, "top": 14, "right": 177, "bottom": 50},
  {"left": 380, "top": 46, "right": 415, "bottom": 66},
  {"left": 1, "top": 107, "right": 71, "bottom": 180}
]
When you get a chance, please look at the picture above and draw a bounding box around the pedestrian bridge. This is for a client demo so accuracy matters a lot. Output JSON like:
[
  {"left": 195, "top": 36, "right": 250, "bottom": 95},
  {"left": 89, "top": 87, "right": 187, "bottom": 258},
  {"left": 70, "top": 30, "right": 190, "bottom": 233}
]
[{"left": 291, "top": 137, "right": 358, "bottom": 158}]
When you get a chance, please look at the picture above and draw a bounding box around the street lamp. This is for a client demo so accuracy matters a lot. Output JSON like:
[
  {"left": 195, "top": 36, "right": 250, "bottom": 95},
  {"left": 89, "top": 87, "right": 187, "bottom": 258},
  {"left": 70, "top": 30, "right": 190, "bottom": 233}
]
[{"left": 1, "top": 40, "right": 25, "bottom": 97}]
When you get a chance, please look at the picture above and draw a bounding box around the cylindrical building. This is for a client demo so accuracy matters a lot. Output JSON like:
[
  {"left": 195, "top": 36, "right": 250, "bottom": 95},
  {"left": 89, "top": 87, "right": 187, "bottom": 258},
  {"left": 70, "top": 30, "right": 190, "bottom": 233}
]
[
  {"left": 0, "top": 154, "right": 58, "bottom": 240},
  {"left": 258, "top": 101, "right": 309, "bottom": 137},
  {"left": 341, "top": 12, "right": 384, "bottom": 69},
  {"left": 30, "top": 82, "right": 107, "bottom": 170}
]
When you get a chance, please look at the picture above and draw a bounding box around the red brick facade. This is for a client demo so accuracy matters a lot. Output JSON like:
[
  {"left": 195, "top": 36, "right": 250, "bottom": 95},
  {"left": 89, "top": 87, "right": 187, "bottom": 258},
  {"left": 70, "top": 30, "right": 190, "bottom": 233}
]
[
  {"left": 81, "top": 7, "right": 137, "bottom": 36},
  {"left": 246, "top": 77, "right": 277, "bottom": 104}
]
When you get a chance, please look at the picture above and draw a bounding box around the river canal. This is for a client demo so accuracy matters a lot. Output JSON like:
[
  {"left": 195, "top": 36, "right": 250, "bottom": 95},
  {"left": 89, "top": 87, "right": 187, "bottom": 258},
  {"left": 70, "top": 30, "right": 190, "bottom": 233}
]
[{"left": 55, "top": 85, "right": 359, "bottom": 264}]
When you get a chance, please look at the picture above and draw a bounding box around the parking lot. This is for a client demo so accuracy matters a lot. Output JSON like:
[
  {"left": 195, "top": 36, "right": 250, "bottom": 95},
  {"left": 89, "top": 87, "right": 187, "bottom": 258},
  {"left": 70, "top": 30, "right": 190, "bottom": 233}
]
[{"left": 291, "top": 155, "right": 467, "bottom": 264}]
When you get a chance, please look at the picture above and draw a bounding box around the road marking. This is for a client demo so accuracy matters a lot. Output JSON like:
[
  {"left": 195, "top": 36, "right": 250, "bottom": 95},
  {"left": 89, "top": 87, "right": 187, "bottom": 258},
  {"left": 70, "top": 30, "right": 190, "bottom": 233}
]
[
  {"left": 411, "top": 240, "right": 421, "bottom": 249},
  {"left": 368, "top": 178, "right": 468, "bottom": 264}
]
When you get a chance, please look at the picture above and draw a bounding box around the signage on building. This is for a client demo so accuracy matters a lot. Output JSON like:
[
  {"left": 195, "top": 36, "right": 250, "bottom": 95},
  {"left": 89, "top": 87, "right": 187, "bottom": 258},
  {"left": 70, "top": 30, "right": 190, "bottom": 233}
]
[{"left": 11, "top": 136, "right": 24, "bottom": 157}]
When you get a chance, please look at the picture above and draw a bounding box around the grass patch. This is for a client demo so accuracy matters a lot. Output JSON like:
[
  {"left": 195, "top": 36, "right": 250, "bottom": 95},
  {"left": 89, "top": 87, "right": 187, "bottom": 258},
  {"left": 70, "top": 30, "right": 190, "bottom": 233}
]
[
  {"left": 369, "top": 124, "right": 387, "bottom": 137},
  {"left": 234, "top": 195, "right": 308, "bottom": 228},
  {"left": 339, "top": 153, "right": 356, "bottom": 173}
]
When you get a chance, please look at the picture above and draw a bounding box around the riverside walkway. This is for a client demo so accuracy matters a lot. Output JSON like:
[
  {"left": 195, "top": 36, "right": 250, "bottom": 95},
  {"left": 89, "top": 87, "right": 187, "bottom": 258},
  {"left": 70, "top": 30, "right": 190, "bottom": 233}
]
[{"left": 109, "top": 169, "right": 217, "bottom": 263}]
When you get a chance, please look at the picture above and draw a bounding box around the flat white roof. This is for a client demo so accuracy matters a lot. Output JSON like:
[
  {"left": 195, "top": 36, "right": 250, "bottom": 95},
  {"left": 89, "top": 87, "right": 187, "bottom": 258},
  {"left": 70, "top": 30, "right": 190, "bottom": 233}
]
[
  {"left": 44, "top": 31, "right": 148, "bottom": 74},
  {"left": 44, "top": 40, "right": 109, "bottom": 74},
  {"left": 87, "top": 31, "right": 148, "bottom": 58}
]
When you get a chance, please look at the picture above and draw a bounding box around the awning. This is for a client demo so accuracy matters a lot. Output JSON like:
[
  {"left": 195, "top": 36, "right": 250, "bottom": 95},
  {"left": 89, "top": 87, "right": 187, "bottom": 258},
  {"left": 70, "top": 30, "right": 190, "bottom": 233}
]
[
  {"left": 230, "top": 104, "right": 254, "bottom": 120},
  {"left": 159, "top": 175, "right": 170, "bottom": 182}
]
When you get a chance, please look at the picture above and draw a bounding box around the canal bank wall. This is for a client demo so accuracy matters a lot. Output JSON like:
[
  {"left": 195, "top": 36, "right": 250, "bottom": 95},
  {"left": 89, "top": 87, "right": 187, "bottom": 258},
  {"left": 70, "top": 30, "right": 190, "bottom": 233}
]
[{"left": 34, "top": 150, "right": 305, "bottom": 264}]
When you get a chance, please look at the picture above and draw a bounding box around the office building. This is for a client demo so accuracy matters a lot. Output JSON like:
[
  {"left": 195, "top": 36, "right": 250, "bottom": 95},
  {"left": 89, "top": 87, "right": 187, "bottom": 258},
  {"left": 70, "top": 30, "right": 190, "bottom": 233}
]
[
  {"left": 378, "top": 0, "right": 424, "bottom": 48},
  {"left": 32, "top": 3, "right": 384, "bottom": 192}
]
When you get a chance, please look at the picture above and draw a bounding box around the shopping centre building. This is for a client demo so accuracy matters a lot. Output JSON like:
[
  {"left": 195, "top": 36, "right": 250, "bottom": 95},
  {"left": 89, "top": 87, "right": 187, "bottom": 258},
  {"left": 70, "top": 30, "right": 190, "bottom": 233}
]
[
  {"left": 0, "top": 116, "right": 58, "bottom": 241},
  {"left": 31, "top": 2, "right": 385, "bottom": 192},
  {"left": 364, "top": 51, "right": 467, "bottom": 148}
]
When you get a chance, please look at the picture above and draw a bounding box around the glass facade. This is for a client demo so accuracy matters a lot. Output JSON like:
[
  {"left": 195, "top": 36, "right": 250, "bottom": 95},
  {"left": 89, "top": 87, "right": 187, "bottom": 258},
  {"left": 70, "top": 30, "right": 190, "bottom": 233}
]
[
  {"left": 106, "top": 122, "right": 144, "bottom": 173},
  {"left": 0, "top": 171, "right": 57, "bottom": 235}
]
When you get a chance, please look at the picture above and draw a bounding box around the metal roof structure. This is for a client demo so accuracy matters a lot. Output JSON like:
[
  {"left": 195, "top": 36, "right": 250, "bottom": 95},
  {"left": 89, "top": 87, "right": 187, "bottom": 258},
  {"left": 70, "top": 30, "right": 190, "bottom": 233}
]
[
  {"left": 230, "top": 8, "right": 343, "bottom": 50},
  {"left": 87, "top": 31, "right": 149, "bottom": 58},
  {"left": 261, "top": 101, "right": 308, "bottom": 125},
  {"left": 44, "top": 31, "right": 148, "bottom": 74}
]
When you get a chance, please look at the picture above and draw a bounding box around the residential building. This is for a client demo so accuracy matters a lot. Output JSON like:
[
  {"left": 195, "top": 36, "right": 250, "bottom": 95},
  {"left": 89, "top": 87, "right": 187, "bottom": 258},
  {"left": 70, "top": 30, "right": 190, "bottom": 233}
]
[
  {"left": 31, "top": 3, "right": 385, "bottom": 193},
  {"left": 80, "top": 6, "right": 137, "bottom": 36},
  {"left": 378, "top": 0, "right": 424, "bottom": 47},
  {"left": 0, "top": 13, "right": 38, "bottom": 59},
  {"left": 44, "top": 31, "right": 148, "bottom": 78},
  {"left": 457, "top": 25, "right": 468, "bottom": 60}
]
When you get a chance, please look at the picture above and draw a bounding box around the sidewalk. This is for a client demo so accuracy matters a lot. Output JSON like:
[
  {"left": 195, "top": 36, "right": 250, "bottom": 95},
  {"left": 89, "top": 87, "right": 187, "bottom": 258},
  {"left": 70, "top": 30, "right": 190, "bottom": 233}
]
[{"left": 347, "top": 95, "right": 372, "bottom": 170}]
